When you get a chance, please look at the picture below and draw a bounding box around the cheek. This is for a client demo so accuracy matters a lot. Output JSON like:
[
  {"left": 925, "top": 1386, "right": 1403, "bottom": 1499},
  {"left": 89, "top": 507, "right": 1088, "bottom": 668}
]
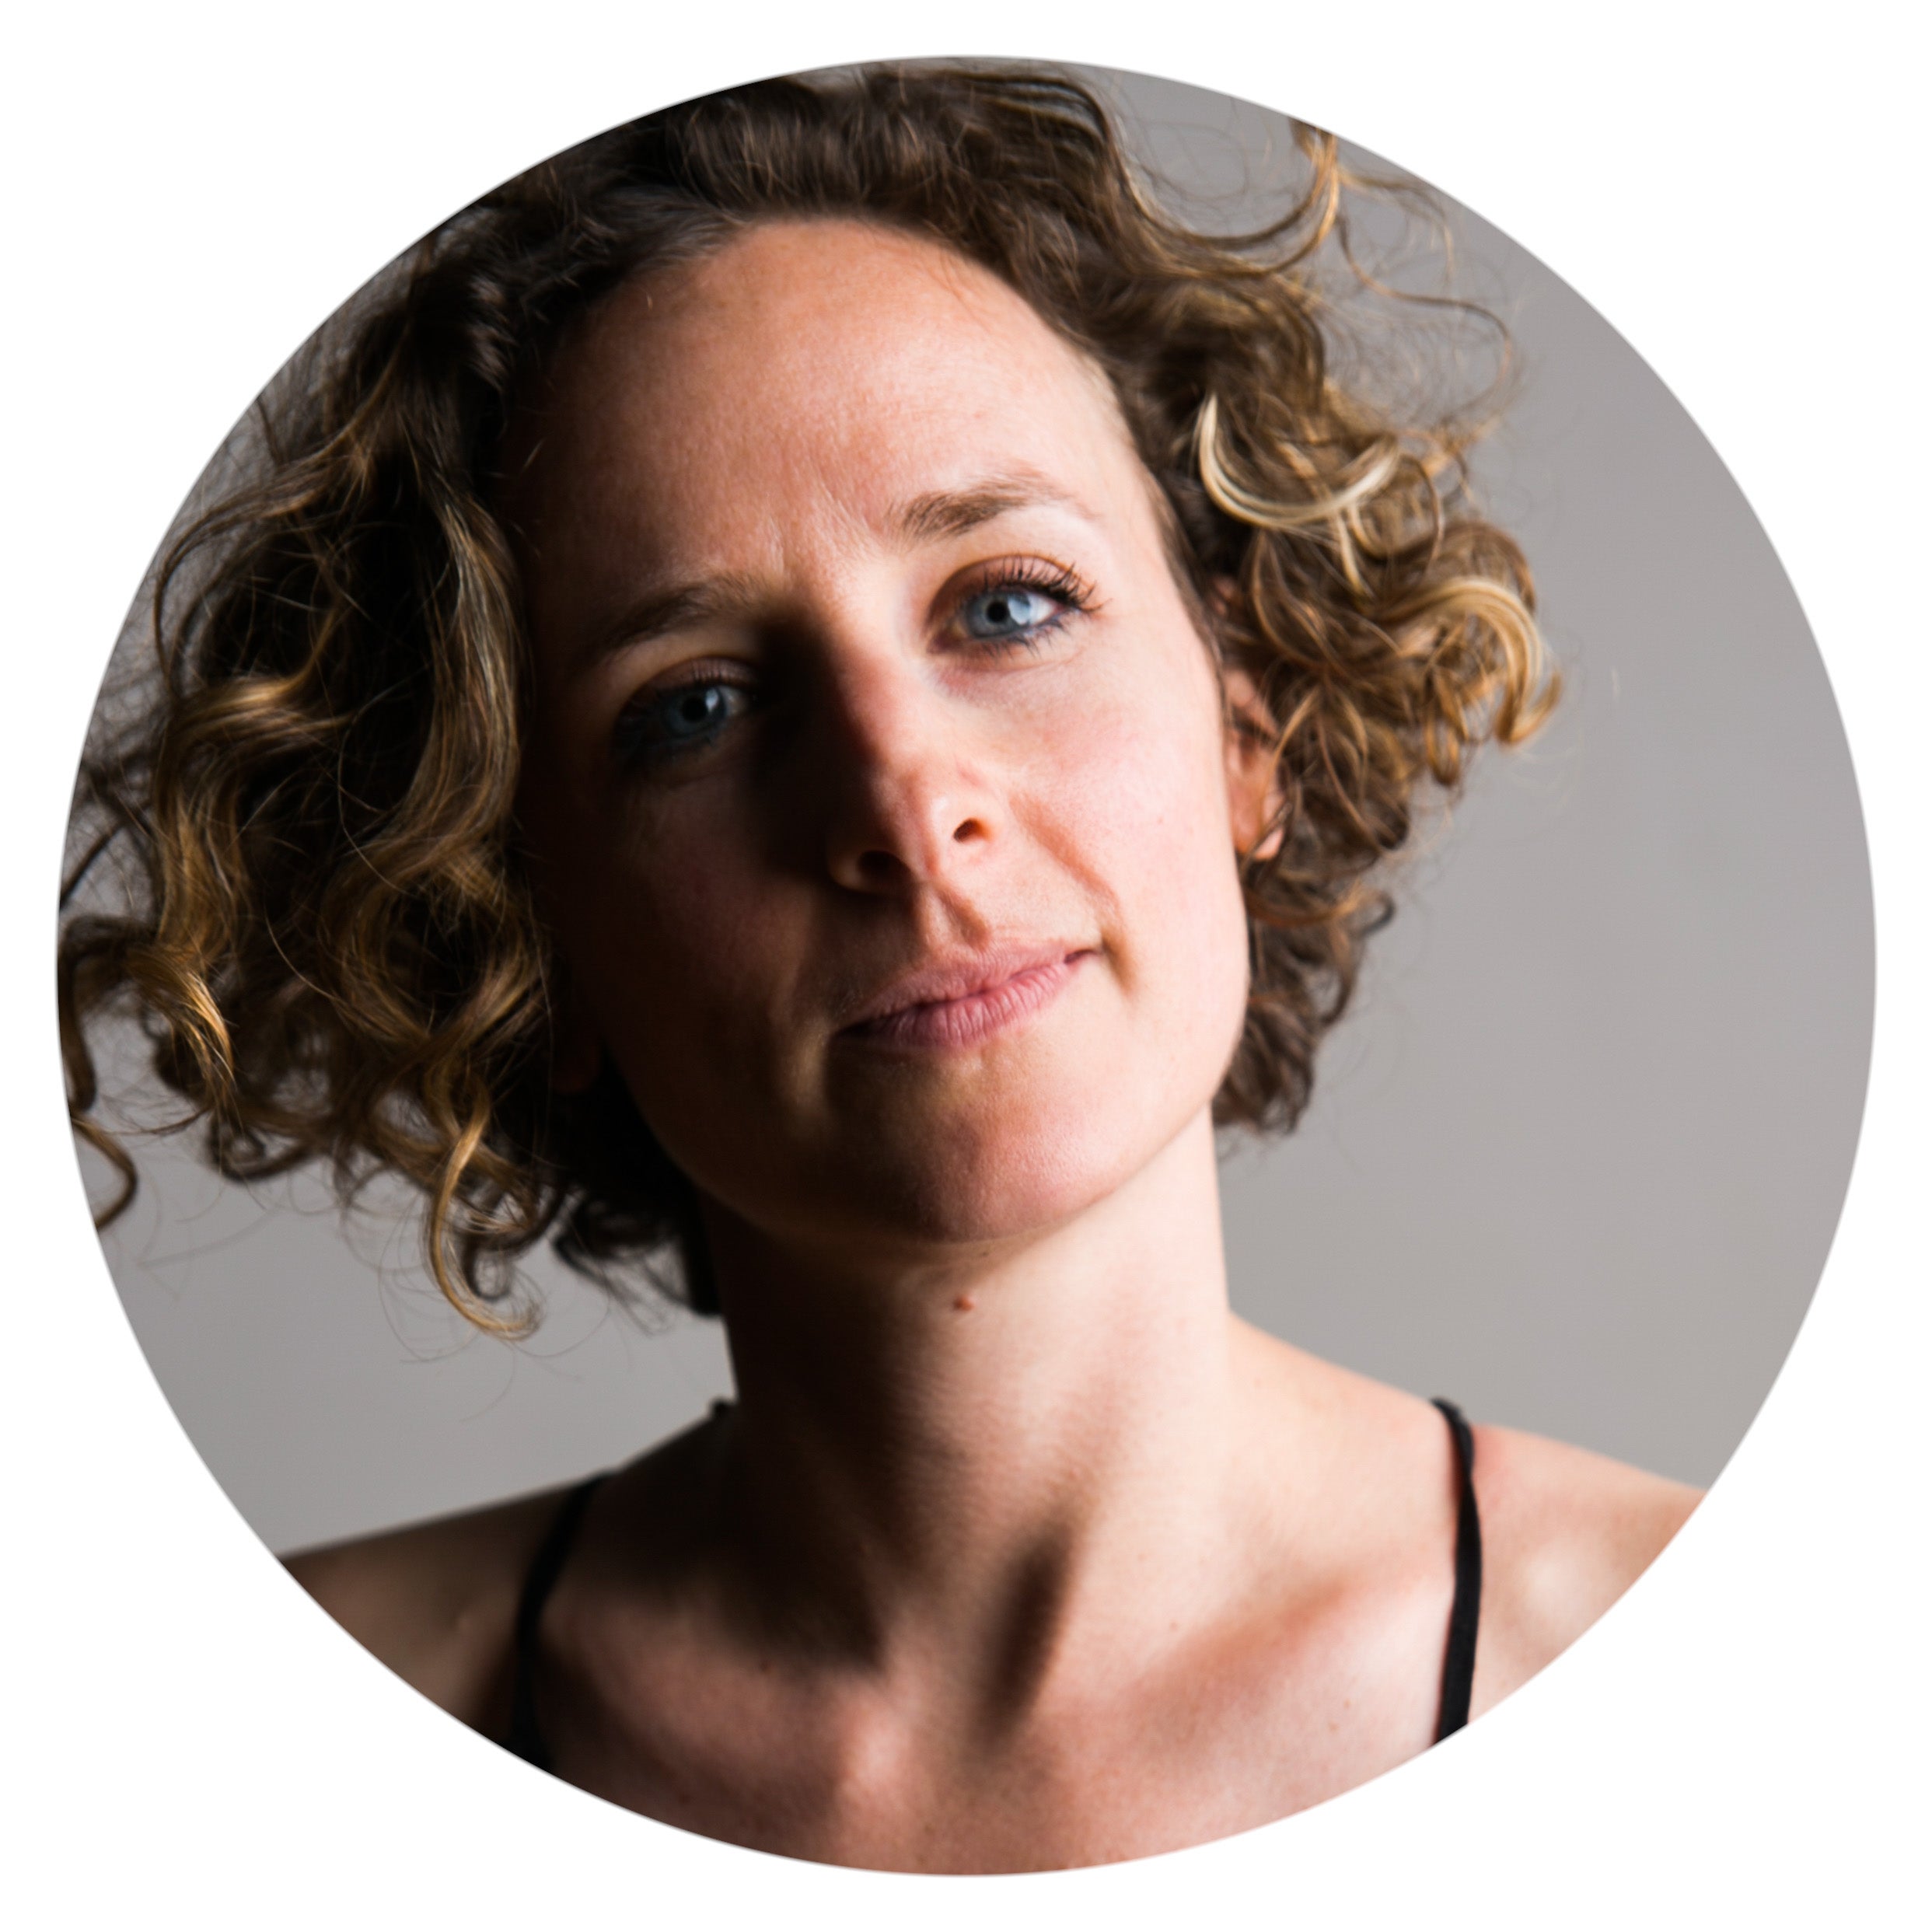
[
  {"left": 566, "top": 806, "right": 797, "bottom": 1064},
  {"left": 522, "top": 739, "right": 790, "bottom": 1077},
  {"left": 550, "top": 812, "right": 841, "bottom": 1227},
  {"left": 526, "top": 629, "right": 1253, "bottom": 1242},
  {"left": 1030, "top": 665, "right": 1252, "bottom": 1053}
]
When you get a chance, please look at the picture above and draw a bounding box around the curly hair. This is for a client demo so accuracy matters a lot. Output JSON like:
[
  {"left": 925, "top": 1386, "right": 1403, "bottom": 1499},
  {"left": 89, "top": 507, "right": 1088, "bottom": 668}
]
[{"left": 61, "top": 63, "right": 1556, "bottom": 1333}]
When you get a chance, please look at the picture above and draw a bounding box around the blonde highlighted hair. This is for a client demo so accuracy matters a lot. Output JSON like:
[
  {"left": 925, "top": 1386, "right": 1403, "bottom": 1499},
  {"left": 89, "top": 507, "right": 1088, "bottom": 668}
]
[{"left": 61, "top": 64, "right": 1555, "bottom": 1332}]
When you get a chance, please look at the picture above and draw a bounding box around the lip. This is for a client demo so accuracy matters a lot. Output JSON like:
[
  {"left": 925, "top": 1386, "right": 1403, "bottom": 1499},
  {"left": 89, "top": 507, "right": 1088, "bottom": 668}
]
[{"left": 837, "top": 944, "right": 1095, "bottom": 1053}]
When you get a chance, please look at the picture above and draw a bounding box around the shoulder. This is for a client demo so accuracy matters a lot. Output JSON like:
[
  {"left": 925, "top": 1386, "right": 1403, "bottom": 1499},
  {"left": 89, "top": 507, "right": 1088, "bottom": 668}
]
[
  {"left": 283, "top": 1483, "right": 577, "bottom": 1732},
  {"left": 1466, "top": 1420, "right": 1702, "bottom": 1714},
  {"left": 283, "top": 1412, "right": 725, "bottom": 1732}
]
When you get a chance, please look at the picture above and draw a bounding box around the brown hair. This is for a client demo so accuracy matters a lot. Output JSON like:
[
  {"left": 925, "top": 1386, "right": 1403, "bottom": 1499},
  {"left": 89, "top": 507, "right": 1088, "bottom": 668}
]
[{"left": 61, "top": 64, "right": 1555, "bottom": 1332}]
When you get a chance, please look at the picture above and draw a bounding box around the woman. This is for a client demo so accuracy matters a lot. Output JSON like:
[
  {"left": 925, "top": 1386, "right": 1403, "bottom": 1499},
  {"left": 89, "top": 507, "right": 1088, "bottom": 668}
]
[{"left": 61, "top": 65, "right": 1700, "bottom": 1871}]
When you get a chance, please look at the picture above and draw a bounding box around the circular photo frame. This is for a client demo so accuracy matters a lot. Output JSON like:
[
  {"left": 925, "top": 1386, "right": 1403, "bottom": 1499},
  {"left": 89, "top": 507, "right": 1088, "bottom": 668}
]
[{"left": 38, "top": 39, "right": 1894, "bottom": 1911}]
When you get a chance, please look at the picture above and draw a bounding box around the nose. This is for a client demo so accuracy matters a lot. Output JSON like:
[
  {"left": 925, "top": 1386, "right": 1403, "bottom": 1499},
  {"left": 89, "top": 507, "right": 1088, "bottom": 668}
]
[{"left": 816, "top": 652, "right": 1002, "bottom": 896}]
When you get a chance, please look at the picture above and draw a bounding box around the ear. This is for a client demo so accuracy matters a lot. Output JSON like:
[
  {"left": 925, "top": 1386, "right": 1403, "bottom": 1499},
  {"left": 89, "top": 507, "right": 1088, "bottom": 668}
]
[
  {"left": 548, "top": 959, "right": 605, "bottom": 1095},
  {"left": 1222, "top": 659, "right": 1285, "bottom": 865}
]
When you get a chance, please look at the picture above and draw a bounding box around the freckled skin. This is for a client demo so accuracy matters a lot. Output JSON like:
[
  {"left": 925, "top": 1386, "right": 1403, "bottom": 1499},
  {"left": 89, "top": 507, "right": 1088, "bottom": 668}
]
[
  {"left": 509, "top": 222, "right": 1253, "bottom": 1263},
  {"left": 291, "top": 222, "right": 1702, "bottom": 1874}
]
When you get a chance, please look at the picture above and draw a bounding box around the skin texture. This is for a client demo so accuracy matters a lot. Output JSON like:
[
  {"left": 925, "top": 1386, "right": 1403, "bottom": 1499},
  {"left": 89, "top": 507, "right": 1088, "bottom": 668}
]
[{"left": 288, "top": 220, "right": 1700, "bottom": 1872}]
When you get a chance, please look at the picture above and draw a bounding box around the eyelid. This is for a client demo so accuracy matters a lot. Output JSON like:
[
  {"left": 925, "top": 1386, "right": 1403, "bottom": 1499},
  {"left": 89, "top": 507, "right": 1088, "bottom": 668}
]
[
  {"left": 610, "top": 659, "right": 763, "bottom": 772},
  {"left": 947, "top": 553, "right": 1094, "bottom": 600},
  {"left": 940, "top": 556, "right": 1098, "bottom": 645},
  {"left": 611, "top": 655, "right": 758, "bottom": 738},
  {"left": 626, "top": 654, "right": 758, "bottom": 700}
]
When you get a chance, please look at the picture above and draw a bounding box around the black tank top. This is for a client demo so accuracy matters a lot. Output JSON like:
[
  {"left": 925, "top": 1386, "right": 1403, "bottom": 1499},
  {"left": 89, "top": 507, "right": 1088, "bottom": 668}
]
[{"left": 505, "top": 1395, "right": 1484, "bottom": 1770}]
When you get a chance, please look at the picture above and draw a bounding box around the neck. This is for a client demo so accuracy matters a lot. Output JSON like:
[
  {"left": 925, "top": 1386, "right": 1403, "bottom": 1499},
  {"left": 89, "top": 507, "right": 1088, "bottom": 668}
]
[{"left": 697, "top": 1109, "right": 1250, "bottom": 1698}]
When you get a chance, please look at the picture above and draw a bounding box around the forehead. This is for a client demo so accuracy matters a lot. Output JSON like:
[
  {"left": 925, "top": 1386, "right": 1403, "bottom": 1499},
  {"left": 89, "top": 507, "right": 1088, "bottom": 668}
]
[{"left": 504, "top": 218, "right": 1144, "bottom": 579}]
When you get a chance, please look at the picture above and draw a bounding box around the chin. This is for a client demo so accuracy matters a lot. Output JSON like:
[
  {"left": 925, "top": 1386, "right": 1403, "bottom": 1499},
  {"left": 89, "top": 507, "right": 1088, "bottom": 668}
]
[
  {"left": 823, "top": 1065, "right": 1205, "bottom": 1251},
  {"left": 665, "top": 968, "right": 1245, "bottom": 1261}
]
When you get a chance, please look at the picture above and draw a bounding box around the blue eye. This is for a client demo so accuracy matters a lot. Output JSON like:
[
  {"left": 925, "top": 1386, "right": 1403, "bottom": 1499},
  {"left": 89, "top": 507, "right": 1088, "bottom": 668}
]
[
  {"left": 958, "top": 583, "right": 1064, "bottom": 644},
  {"left": 617, "top": 678, "right": 753, "bottom": 765}
]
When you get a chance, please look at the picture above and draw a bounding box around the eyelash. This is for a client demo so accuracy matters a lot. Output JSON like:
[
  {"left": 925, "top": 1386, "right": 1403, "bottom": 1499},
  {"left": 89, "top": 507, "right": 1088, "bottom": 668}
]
[
  {"left": 611, "top": 557, "right": 1096, "bottom": 772},
  {"left": 949, "top": 557, "right": 1093, "bottom": 655},
  {"left": 611, "top": 663, "right": 754, "bottom": 772}
]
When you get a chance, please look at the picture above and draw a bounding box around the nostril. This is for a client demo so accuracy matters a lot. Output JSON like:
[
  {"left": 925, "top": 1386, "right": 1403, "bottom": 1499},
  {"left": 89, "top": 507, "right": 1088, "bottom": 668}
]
[{"left": 952, "top": 816, "right": 987, "bottom": 844}]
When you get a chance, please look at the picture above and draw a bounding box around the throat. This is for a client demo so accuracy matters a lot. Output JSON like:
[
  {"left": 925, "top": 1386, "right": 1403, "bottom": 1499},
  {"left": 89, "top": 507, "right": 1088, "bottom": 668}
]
[{"left": 697, "top": 1110, "right": 1244, "bottom": 1678}]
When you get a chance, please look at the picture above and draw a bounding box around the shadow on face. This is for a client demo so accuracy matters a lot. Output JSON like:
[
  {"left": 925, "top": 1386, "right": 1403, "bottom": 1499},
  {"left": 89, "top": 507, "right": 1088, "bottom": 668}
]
[{"left": 506, "top": 219, "right": 1266, "bottom": 1264}]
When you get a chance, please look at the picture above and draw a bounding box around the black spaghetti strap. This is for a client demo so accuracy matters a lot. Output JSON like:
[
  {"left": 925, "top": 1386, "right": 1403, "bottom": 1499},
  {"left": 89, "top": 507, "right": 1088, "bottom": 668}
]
[
  {"left": 510, "top": 1408, "right": 1479, "bottom": 1771},
  {"left": 1431, "top": 1397, "right": 1483, "bottom": 1742},
  {"left": 506, "top": 1473, "right": 607, "bottom": 1771}
]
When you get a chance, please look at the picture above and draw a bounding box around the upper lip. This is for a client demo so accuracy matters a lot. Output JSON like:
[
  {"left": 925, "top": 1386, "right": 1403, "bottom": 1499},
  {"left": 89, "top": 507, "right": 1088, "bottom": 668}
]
[{"left": 836, "top": 942, "right": 1087, "bottom": 1033}]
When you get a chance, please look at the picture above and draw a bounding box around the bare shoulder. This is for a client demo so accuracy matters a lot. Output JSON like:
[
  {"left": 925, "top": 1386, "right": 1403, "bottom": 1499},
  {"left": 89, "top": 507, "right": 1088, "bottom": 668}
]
[
  {"left": 1469, "top": 1421, "right": 1702, "bottom": 1713},
  {"left": 283, "top": 1484, "right": 575, "bottom": 1732}
]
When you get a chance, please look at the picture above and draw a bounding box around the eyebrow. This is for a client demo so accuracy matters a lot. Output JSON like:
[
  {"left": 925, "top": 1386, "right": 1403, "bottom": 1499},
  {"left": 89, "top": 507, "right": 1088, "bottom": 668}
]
[
  {"left": 586, "top": 577, "right": 763, "bottom": 665},
  {"left": 891, "top": 472, "right": 1082, "bottom": 542},
  {"left": 584, "top": 470, "right": 1091, "bottom": 663}
]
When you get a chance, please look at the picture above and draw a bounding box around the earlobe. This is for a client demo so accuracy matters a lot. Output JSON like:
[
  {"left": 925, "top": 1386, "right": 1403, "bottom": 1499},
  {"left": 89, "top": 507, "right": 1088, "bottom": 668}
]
[{"left": 1221, "top": 662, "right": 1285, "bottom": 865}]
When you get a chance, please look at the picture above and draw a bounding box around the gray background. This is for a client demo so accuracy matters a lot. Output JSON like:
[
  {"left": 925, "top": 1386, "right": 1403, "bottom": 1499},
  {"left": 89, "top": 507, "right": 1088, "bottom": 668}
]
[{"left": 82, "top": 70, "right": 1872, "bottom": 1555}]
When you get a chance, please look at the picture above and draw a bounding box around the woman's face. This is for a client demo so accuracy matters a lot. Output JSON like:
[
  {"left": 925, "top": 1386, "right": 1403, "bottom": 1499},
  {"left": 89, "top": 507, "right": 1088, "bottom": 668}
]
[{"left": 511, "top": 219, "right": 1261, "bottom": 1263}]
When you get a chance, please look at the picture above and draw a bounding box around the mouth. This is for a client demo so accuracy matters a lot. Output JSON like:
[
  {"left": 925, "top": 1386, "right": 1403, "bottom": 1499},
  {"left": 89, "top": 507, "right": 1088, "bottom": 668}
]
[{"left": 837, "top": 945, "right": 1095, "bottom": 1053}]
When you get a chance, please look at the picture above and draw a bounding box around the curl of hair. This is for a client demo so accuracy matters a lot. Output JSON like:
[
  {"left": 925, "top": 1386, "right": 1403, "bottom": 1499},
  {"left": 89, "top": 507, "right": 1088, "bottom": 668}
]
[{"left": 60, "top": 63, "right": 1556, "bottom": 1333}]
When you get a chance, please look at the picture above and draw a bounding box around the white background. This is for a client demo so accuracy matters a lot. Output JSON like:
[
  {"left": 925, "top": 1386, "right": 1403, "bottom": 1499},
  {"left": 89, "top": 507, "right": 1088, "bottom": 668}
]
[{"left": 6, "top": 3, "right": 1926, "bottom": 1925}]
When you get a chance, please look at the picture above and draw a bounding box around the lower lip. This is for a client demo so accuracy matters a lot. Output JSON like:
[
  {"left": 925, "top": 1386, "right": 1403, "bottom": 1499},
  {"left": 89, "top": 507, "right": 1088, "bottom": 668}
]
[{"left": 844, "top": 953, "right": 1091, "bottom": 1053}]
